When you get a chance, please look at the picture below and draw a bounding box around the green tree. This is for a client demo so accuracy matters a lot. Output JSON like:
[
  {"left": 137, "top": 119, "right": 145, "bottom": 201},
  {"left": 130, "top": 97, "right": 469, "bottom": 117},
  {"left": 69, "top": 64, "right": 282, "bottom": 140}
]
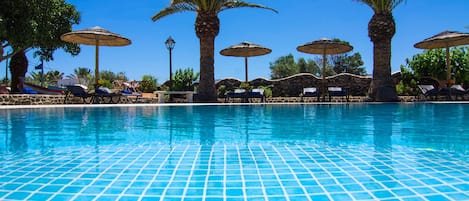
[
  {"left": 355, "top": 0, "right": 404, "bottom": 101},
  {"left": 402, "top": 47, "right": 469, "bottom": 86},
  {"left": 298, "top": 58, "right": 321, "bottom": 75},
  {"left": 138, "top": 75, "right": 158, "bottom": 93},
  {"left": 0, "top": 0, "right": 80, "bottom": 92},
  {"left": 152, "top": 0, "right": 276, "bottom": 102},
  {"left": 330, "top": 53, "right": 367, "bottom": 75},
  {"left": 173, "top": 68, "right": 200, "bottom": 91},
  {"left": 270, "top": 54, "right": 298, "bottom": 79},
  {"left": 270, "top": 54, "right": 321, "bottom": 79}
]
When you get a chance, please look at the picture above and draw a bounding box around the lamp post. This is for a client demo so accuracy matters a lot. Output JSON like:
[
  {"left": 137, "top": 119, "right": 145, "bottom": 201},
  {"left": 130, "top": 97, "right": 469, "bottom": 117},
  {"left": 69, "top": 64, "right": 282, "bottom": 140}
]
[{"left": 165, "top": 36, "right": 175, "bottom": 91}]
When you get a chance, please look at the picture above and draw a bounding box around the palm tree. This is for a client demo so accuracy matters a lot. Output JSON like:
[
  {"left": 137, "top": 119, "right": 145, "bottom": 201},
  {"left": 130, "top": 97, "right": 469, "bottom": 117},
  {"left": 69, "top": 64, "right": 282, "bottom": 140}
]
[
  {"left": 67, "top": 67, "right": 92, "bottom": 86},
  {"left": 355, "top": 0, "right": 404, "bottom": 102},
  {"left": 152, "top": 0, "right": 277, "bottom": 102}
]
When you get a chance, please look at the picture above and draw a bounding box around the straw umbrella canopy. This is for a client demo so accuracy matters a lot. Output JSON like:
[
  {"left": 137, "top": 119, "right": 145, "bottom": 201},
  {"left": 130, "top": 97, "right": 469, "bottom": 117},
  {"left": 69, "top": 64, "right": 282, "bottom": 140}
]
[
  {"left": 414, "top": 30, "right": 469, "bottom": 85},
  {"left": 220, "top": 41, "right": 271, "bottom": 83},
  {"left": 297, "top": 38, "right": 353, "bottom": 101},
  {"left": 61, "top": 26, "right": 131, "bottom": 86}
]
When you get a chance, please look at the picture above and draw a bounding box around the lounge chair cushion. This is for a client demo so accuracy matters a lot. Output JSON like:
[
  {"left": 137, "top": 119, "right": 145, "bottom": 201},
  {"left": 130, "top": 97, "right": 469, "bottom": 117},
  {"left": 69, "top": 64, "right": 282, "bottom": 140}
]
[
  {"left": 418, "top": 85, "right": 437, "bottom": 94},
  {"left": 234, "top": 89, "right": 246, "bottom": 93},
  {"left": 303, "top": 88, "right": 317, "bottom": 94},
  {"left": 251, "top": 88, "right": 264, "bottom": 95},
  {"left": 328, "top": 87, "right": 343, "bottom": 92},
  {"left": 96, "top": 87, "right": 113, "bottom": 94},
  {"left": 451, "top": 85, "right": 465, "bottom": 92},
  {"left": 122, "top": 89, "right": 132, "bottom": 94}
]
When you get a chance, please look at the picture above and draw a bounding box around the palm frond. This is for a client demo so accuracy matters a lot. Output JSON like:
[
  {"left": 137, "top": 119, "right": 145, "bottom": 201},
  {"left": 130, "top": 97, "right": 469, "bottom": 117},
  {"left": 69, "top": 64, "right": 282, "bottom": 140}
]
[
  {"left": 354, "top": 0, "right": 405, "bottom": 13},
  {"left": 151, "top": 3, "right": 197, "bottom": 21},
  {"left": 220, "top": 1, "right": 278, "bottom": 13}
]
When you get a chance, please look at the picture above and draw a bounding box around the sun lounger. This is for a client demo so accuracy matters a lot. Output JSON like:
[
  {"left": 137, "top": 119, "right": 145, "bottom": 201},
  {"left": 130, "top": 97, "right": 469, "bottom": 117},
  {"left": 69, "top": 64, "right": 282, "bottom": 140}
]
[
  {"left": 448, "top": 85, "right": 467, "bottom": 100},
  {"left": 302, "top": 87, "right": 320, "bottom": 102},
  {"left": 64, "top": 85, "right": 95, "bottom": 104},
  {"left": 225, "top": 89, "right": 247, "bottom": 102},
  {"left": 248, "top": 88, "right": 266, "bottom": 102},
  {"left": 94, "top": 87, "right": 122, "bottom": 104},
  {"left": 328, "top": 87, "right": 349, "bottom": 102},
  {"left": 417, "top": 84, "right": 441, "bottom": 100},
  {"left": 122, "top": 89, "right": 142, "bottom": 103}
]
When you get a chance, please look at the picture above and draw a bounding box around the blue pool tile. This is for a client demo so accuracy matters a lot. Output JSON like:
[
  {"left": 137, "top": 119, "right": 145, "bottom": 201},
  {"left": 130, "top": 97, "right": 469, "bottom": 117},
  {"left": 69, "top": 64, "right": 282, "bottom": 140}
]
[
  {"left": 5, "top": 191, "right": 30, "bottom": 200},
  {"left": 424, "top": 195, "right": 451, "bottom": 201},
  {"left": 125, "top": 187, "right": 145, "bottom": 195},
  {"left": 49, "top": 194, "right": 74, "bottom": 201},
  {"left": 267, "top": 196, "right": 289, "bottom": 201},
  {"left": 28, "top": 192, "right": 53, "bottom": 200},
  {"left": 226, "top": 188, "right": 244, "bottom": 196},
  {"left": 447, "top": 193, "right": 469, "bottom": 200},
  {"left": 204, "top": 197, "right": 224, "bottom": 201},
  {"left": 412, "top": 187, "right": 436, "bottom": 194},
  {"left": 382, "top": 181, "right": 403, "bottom": 189},
  {"left": 309, "top": 194, "right": 331, "bottom": 201},
  {"left": 330, "top": 193, "right": 352, "bottom": 200},
  {"left": 165, "top": 188, "right": 185, "bottom": 196},
  {"left": 144, "top": 187, "right": 164, "bottom": 196},
  {"left": 453, "top": 183, "right": 469, "bottom": 191},
  {"left": 206, "top": 188, "right": 224, "bottom": 196},
  {"left": 401, "top": 197, "right": 426, "bottom": 201},
  {"left": 351, "top": 192, "right": 374, "bottom": 200},
  {"left": 265, "top": 187, "right": 284, "bottom": 196},
  {"left": 61, "top": 186, "right": 82, "bottom": 193},
  {"left": 246, "top": 197, "right": 266, "bottom": 201},
  {"left": 391, "top": 188, "right": 415, "bottom": 197},
  {"left": 118, "top": 195, "right": 140, "bottom": 201},
  {"left": 363, "top": 182, "right": 385, "bottom": 190},
  {"left": 96, "top": 195, "right": 119, "bottom": 201},
  {"left": 288, "top": 195, "right": 309, "bottom": 201},
  {"left": 372, "top": 190, "right": 395, "bottom": 199}
]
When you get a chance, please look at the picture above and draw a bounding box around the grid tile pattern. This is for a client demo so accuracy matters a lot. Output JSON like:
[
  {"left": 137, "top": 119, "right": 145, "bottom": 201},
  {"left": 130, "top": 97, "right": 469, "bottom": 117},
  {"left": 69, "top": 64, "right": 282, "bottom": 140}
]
[{"left": 0, "top": 143, "right": 468, "bottom": 201}]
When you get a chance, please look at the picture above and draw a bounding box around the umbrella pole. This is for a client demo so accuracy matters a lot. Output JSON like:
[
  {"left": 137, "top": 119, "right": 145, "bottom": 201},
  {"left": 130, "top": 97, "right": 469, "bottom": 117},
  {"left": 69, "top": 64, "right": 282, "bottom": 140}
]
[
  {"left": 244, "top": 57, "right": 249, "bottom": 103},
  {"left": 245, "top": 57, "right": 248, "bottom": 83},
  {"left": 95, "top": 39, "right": 100, "bottom": 87},
  {"left": 322, "top": 52, "right": 326, "bottom": 102},
  {"left": 446, "top": 46, "right": 451, "bottom": 86}
]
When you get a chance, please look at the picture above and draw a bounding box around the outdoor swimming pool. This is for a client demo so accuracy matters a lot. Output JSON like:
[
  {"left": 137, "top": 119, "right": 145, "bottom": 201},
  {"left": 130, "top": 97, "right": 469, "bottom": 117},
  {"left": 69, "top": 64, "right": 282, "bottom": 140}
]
[{"left": 0, "top": 103, "right": 468, "bottom": 201}]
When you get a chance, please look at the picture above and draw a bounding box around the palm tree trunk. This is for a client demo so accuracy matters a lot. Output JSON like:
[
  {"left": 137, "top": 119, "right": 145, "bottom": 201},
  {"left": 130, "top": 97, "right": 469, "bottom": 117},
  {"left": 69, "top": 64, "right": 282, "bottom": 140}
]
[
  {"left": 9, "top": 50, "right": 28, "bottom": 93},
  {"left": 198, "top": 36, "right": 217, "bottom": 102},
  {"left": 368, "top": 40, "right": 399, "bottom": 102}
]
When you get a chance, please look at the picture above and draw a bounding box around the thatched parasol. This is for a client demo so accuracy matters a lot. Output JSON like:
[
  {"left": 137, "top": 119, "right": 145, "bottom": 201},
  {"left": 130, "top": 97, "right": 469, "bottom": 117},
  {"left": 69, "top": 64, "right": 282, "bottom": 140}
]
[
  {"left": 297, "top": 38, "right": 353, "bottom": 101},
  {"left": 61, "top": 26, "right": 131, "bottom": 86},
  {"left": 220, "top": 41, "right": 271, "bottom": 83},
  {"left": 414, "top": 30, "right": 469, "bottom": 85}
]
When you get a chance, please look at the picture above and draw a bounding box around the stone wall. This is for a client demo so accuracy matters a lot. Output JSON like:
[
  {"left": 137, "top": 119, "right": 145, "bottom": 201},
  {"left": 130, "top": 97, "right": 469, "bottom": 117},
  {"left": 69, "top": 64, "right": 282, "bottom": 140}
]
[
  {"left": 0, "top": 94, "right": 149, "bottom": 105},
  {"left": 216, "top": 73, "right": 375, "bottom": 97},
  {"left": 0, "top": 94, "right": 65, "bottom": 105}
]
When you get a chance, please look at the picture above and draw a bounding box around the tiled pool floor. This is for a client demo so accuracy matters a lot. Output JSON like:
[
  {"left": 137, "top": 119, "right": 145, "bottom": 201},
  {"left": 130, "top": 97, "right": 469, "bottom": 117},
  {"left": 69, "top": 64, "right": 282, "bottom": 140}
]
[{"left": 0, "top": 143, "right": 468, "bottom": 201}]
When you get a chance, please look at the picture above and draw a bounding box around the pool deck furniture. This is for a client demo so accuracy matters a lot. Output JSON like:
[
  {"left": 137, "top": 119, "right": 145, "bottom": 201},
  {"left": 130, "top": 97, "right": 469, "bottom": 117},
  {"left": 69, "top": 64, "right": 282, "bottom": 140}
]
[
  {"left": 94, "top": 87, "right": 122, "bottom": 104},
  {"left": 154, "top": 91, "right": 194, "bottom": 103},
  {"left": 328, "top": 87, "right": 349, "bottom": 102},
  {"left": 64, "top": 85, "right": 95, "bottom": 104},
  {"left": 247, "top": 88, "right": 266, "bottom": 102},
  {"left": 449, "top": 84, "right": 468, "bottom": 100},
  {"left": 302, "top": 87, "right": 320, "bottom": 102},
  {"left": 225, "top": 89, "right": 247, "bottom": 102},
  {"left": 121, "top": 89, "right": 142, "bottom": 103},
  {"left": 225, "top": 88, "right": 265, "bottom": 103}
]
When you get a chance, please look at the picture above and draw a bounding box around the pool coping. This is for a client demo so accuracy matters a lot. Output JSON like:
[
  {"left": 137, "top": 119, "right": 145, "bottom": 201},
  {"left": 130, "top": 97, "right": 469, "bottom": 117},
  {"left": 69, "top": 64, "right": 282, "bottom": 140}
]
[{"left": 0, "top": 101, "right": 467, "bottom": 110}]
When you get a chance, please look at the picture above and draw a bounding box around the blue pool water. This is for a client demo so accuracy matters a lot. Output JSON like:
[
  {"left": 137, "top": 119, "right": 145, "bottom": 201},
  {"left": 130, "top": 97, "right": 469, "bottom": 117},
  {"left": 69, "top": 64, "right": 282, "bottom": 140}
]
[{"left": 0, "top": 103, "right": 468, "bottom": 201}]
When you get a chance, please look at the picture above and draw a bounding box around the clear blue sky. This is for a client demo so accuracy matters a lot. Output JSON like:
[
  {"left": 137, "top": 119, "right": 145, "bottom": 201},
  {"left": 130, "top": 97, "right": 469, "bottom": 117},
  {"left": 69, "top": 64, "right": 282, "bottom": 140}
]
[{"left": 2, "top": 0, "right": 469, "bottom": 83}]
